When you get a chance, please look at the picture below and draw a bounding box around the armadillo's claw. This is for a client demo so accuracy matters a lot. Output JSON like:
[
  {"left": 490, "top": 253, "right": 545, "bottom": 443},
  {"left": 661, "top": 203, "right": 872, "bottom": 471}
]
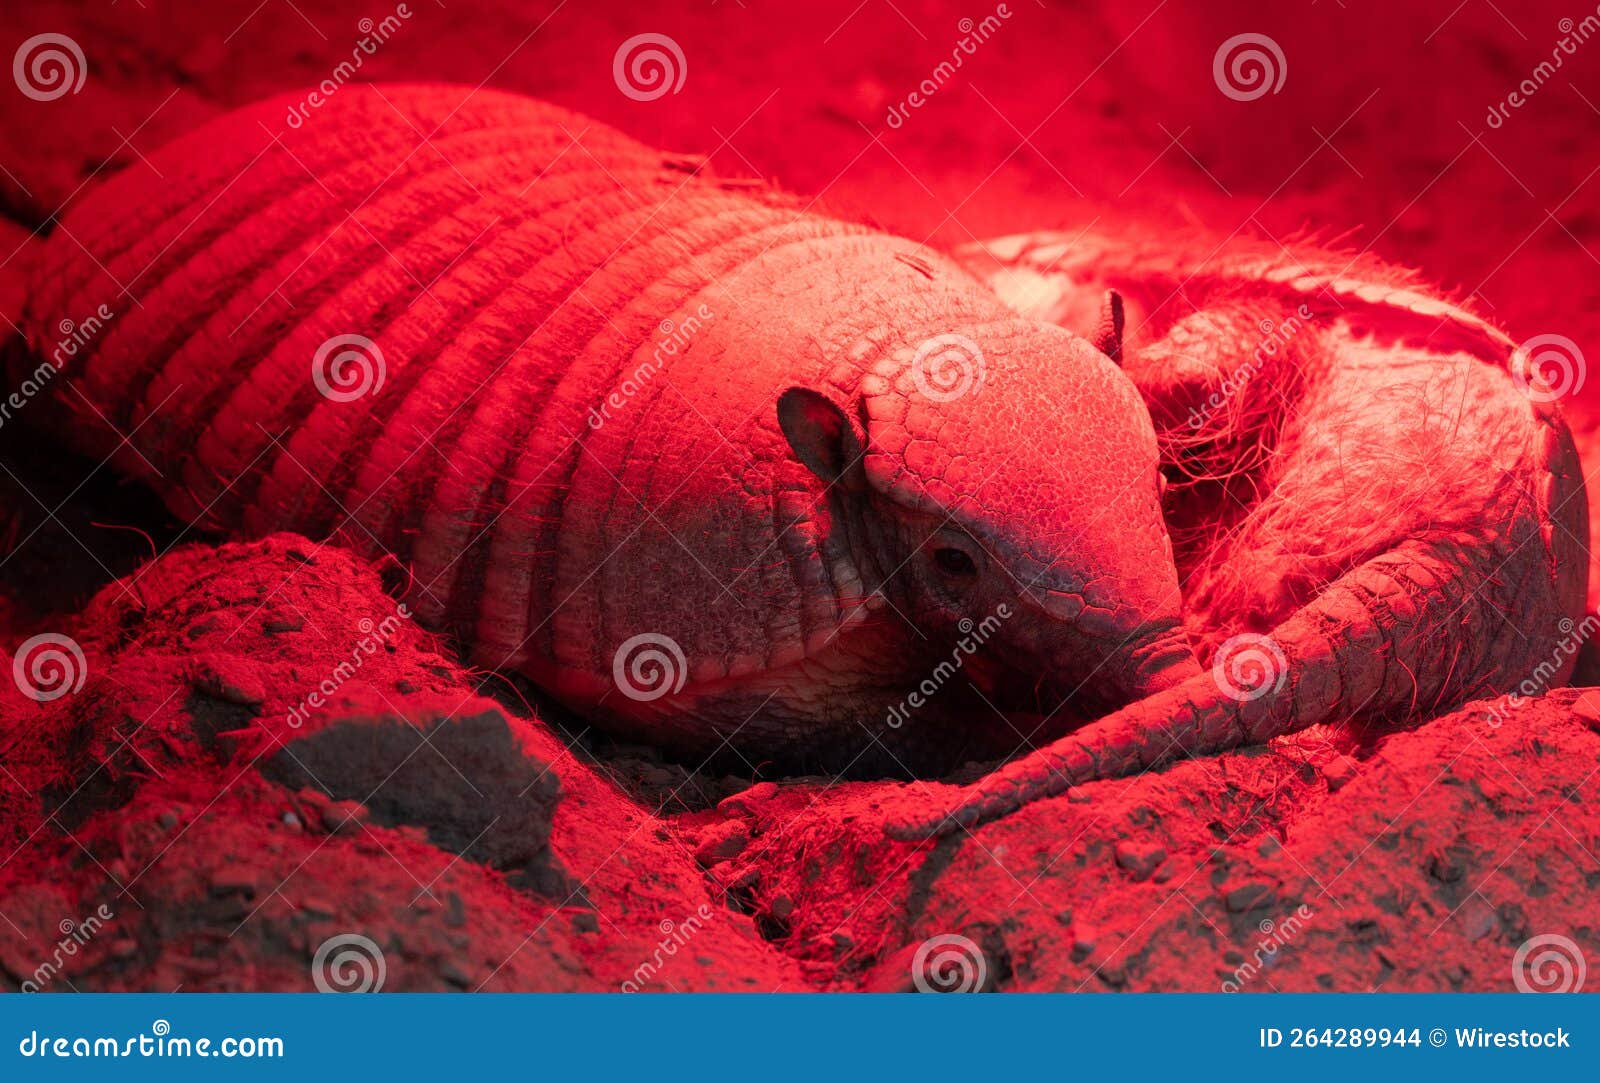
[{"left": 1091, "top": 289, "right": 1125, "bottom": 363}]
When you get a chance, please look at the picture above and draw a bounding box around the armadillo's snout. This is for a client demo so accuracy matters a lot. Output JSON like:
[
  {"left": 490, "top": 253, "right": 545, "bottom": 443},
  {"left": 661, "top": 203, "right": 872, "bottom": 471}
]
[{"left": 1021, "top": 592, "right": 1198, "bottom": 715}]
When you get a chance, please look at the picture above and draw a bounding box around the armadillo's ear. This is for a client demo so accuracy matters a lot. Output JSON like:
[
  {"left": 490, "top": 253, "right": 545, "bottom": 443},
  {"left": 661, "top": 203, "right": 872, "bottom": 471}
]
[
  {"left": 1090, "top": 289, "right": 1125, "bottom": 364},
  {"left": 777, "top": 387, "right": 865, "bottom": 488}
]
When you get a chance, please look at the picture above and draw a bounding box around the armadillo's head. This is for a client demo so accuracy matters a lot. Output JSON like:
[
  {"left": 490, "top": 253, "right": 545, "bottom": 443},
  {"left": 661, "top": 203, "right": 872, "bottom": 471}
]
[{"left": 778, "top": 318, "right": 1198, "bottom": 716}]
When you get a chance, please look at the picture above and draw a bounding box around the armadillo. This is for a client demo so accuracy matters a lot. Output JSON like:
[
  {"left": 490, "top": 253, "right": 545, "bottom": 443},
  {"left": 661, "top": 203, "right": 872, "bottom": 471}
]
[
  {"left": 882, "top": 227, "right": 1589, "bottom": 837},
  {"left": 3, "top": 85, "right": 1197, "bottom": 774}
]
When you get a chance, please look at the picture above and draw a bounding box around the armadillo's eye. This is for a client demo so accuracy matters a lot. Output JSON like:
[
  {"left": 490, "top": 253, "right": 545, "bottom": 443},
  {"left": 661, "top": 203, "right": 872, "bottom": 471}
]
[{"left": 932, "top": 547, "right": 978, "bottom": 577}]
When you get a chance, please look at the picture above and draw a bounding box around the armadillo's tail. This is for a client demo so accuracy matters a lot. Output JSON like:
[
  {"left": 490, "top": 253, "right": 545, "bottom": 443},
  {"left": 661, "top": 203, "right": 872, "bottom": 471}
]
[{"left": 884, "top": 532, "right": 1543, "bottom": 841}]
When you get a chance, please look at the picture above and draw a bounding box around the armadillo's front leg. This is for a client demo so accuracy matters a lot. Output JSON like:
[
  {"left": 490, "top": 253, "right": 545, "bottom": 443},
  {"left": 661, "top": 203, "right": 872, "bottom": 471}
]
[{"left": 884, "top": 518, "right": 1568, "bottom": 840}]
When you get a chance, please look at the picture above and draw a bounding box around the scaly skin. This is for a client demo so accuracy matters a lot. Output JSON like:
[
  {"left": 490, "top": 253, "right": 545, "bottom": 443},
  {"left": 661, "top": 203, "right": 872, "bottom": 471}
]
[
  {"left": 883, "top": 228, "right": 1589, "bottom": 838},
  {"left": 10, "top": 86, "right": 1198, "bottom": 776}
]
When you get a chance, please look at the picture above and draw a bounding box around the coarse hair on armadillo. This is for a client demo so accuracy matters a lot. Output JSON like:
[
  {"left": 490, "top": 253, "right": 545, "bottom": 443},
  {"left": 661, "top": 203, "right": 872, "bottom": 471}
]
[{"left": 25, "top": 83, "right": 1159, "bottom": 771}]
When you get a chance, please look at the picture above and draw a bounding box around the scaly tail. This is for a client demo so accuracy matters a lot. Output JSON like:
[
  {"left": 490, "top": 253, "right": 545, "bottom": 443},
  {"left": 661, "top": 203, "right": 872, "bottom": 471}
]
[{"left": 884, "top": 529, "right": 1549, "bottom": 840}]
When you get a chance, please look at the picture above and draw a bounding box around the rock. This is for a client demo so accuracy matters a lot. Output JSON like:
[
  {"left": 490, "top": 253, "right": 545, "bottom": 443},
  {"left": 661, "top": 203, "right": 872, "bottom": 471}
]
[
  {"left": 695, "top": 821, "right": 751, "bottom": 867},
  {"left": 1322, "top": 757, "right": 1358, "bottom": 792},
  {"left": 323, "top": 800, "right": 367, "bottom": 836},
  {"left": 1457, "top": 896, "right": 1498, "bottom": 941},
  {"left": 1224, "top": 881, "right": 1278, "bottom": 913},
  {"left": 187, "top": 653, "right": 266, "bottom": 707},
  {"left": 859, "top": 942, "right": 919, "bottom": 993},
  {"left": 1427, "top": 851, "right": 1467, "bottom": 883},
  {"left": 261, "top": 696, "right": 565, "bottom": 884},
  {"left": 0, "top": 534, "right": 805, "bottom": 992},
  {"left": 717, "top": 782, "right": 779, "bottom": 818},
  {"left": 1114, "top": 840, "right": 1167, "bottom": 880},
  {"left": 208, "top": 866, "right": 260, "bottom": 895}
]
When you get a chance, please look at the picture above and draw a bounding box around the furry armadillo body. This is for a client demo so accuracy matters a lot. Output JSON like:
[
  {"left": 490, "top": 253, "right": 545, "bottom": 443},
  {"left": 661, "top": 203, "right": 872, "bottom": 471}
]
[
  {"left": 18, "top": 86, "right": 1189, "bottom": 771},
  {"left": 882, "top": 228, "right": 1589, "bottom": 836}
]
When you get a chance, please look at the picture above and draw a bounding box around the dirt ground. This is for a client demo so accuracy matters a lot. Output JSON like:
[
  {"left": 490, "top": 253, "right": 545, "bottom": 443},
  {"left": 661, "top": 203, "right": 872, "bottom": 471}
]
[{"left": 0, "top": 0, "right": 1596, "bottom": 991}]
